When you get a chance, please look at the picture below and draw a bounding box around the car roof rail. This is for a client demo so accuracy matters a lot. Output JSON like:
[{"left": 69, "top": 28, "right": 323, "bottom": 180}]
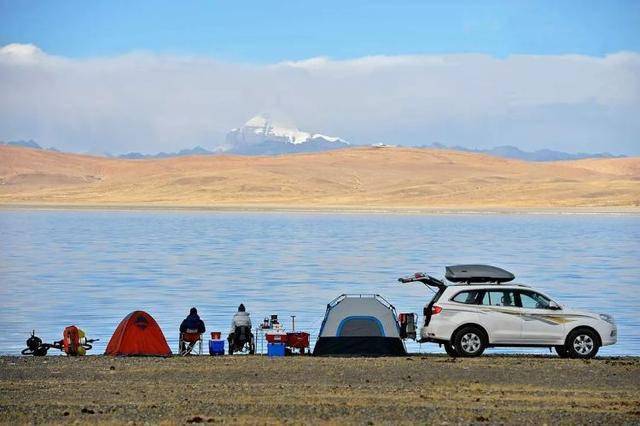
[{"left": 453, "top": 282, "right": 531, "bottom": 288}]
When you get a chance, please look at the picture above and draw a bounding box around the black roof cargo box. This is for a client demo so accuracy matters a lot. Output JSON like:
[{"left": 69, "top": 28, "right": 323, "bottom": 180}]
[{"left": 445, "top": 265, "right": 515, "bottom": 283}]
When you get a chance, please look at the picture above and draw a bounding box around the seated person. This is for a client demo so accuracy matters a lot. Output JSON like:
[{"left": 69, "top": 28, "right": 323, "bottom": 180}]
[
  {"left": 180, "top": 307, "right": 206, "bottom": 352},
  {"left": 228, "top": 304, "right": 252, "bottom": 348}
]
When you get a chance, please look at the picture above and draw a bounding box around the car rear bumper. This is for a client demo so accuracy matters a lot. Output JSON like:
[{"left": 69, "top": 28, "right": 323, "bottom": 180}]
[{"left": 419, "top": 325, "right": 451, "bottom": 343}]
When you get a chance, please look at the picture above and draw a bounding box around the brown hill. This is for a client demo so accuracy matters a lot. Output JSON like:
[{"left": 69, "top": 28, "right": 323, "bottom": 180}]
[{"left": 1, "top": 145, "right": 638, "bottom": 210}]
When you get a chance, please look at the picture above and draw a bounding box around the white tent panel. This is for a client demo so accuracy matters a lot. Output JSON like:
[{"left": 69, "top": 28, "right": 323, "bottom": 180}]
[{"left": 319, "top": 295, "right": 401, "bottom": 338}]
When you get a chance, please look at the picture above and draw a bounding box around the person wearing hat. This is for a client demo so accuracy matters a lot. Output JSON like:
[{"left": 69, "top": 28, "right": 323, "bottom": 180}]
[
  {"left": 228, "top": 304, "right": 252, "bottom": 349},
  {"left": 230, "top": 304, "right": 251, "bottom": 332},
  {"left": 179, "top": 307, "right": 206, "bottom": 352}
]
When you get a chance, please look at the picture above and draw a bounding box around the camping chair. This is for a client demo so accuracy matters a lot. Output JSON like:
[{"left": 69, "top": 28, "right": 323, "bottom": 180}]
[
  {"left": 228, "top": 326, "right": 255, "bottom": 354},
  {"left": 179, "top": 331, "right": 203, "bottom": 356}
]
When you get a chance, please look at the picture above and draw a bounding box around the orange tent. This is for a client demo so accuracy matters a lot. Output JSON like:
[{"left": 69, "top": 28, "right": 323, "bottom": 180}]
[{"left": 105, "top": 311, "right": 172, "bottom": 356}]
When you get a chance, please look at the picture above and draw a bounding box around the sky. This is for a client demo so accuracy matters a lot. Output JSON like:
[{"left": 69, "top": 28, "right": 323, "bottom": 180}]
[{"left": 0, "top": 0, "right": 639, "bottom": 154}]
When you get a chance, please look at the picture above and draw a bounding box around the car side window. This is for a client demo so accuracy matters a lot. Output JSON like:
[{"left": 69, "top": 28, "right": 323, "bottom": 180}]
[
  {"left": 483, "top": 290, "right": 517, "bottom": 307},
  {"left": 519, "top": 291, "right": 552, "bottom": 309},
  {"left": 451, "top": 290, "right": 481, "bottom": 304},
  {"left": 480, "top": 292, "right": 490, "bottom": 305}
]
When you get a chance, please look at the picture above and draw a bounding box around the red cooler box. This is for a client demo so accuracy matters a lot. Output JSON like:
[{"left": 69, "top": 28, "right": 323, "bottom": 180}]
[
  {"left": 286, "top": 332, "right": 310, "bottom": 349},
  {"left": 265, "top": 332, "right": 288, "bottom": 344}
]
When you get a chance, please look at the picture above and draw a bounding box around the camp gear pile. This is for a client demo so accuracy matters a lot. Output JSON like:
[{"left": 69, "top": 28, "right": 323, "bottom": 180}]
[{"left": 22, "top": 326, "right": 98, "bottom": 356}]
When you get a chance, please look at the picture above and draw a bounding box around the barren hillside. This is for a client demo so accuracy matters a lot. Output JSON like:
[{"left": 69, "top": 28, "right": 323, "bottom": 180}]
[{"left": 1, "top": 145, "right": 638, "bottom": 209}]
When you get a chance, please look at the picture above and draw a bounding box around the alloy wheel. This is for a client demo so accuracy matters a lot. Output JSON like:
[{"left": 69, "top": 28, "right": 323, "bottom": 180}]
[
  {"left": 460, "top": 332, "right": 481, "bottom": 354},
  {"left": 573, "top": 334, "right": 594, "bottom": 355}
]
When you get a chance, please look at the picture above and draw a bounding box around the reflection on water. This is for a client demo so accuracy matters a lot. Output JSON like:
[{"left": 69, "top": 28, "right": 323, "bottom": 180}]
[{"left": 0, "top": 210, "right": 638, "bottom": 356}]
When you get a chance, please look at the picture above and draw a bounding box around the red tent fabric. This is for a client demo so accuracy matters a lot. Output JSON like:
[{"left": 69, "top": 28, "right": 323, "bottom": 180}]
[{"left": 105, "top": 311, "right": 172, "bottom": 356}]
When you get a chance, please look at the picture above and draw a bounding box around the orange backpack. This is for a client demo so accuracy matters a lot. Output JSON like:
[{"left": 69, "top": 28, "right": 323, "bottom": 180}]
[{"left": 61, "top": 326, "right": 84, "bottom": 355}]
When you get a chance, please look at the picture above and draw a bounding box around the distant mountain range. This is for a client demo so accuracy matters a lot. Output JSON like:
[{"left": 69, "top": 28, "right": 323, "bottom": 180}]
[
  {"left": 224, "top": 113, "right": 349, "bottom": 155},
  {"left": 114, "top": 114, "right": 350, "bottom": 158},
  {"left": 114, "top": 146, "right": 217, "bottom": 159},
  {"left": 421, "top": 143, "right": 625, "bottom": 162},
  {"left": 2, "top": 132, "right": 627, "bottom": 162},
  {"left": 0, "top": 139, "right": 59, "bottom": 152}
]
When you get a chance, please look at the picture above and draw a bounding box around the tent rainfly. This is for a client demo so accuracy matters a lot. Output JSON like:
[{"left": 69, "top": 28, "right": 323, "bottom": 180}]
[
  {"left": 105, "top": 311, "right": 172, "bottom": 356},
  {"left": 313, "top": 294, "right": 407, "bottom": 356}
]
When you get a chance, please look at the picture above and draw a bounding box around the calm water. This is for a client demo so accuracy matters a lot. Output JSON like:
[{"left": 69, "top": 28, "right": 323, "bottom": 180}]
[{"left": 0, "top": 210, "right": 638, "bottom": 356}]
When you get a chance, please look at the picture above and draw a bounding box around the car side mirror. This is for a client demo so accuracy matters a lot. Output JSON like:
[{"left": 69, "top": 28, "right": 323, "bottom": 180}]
[{"left": 548, "top": 301, "right": 561, "bottom": 310}]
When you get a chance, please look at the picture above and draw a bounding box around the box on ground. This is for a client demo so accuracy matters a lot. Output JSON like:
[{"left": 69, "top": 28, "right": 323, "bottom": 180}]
[
  {"left": 209, "top": 339, "right": 224, "bottom": 355},
  {"left": 267, "top": 342, "right": 285, "bottom": 357}
]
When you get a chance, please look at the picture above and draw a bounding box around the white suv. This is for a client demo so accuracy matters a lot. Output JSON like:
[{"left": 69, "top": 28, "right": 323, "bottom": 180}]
[{"left": 399, "top": 265, "right": 617, "bottom": 358}]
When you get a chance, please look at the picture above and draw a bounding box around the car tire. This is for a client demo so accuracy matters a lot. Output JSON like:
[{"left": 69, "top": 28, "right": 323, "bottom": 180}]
[
  {"left": 554, "top": 345, "right": 569, "bottom": 358},
  {"left": 565, "top": 328, "right": 600, "bottom": 359},
  {"left": 453, "top": 326, "right": 486, "bottom": 357},
  {"left": 443, "top": 342, "right": 459, "bottom": 357}
]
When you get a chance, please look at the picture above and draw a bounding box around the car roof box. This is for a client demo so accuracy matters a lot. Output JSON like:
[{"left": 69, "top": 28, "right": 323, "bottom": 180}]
[{"left": 445, "top": 264, "right": 515, "bottom": 283}]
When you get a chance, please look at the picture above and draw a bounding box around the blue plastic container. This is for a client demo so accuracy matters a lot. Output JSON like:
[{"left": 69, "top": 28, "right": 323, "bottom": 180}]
[
  {"left": 209, "top": 340, "right": 225, "bottom": 356},
  {"left": 267, "top": 342, "right": 285, "bottom": 357}
]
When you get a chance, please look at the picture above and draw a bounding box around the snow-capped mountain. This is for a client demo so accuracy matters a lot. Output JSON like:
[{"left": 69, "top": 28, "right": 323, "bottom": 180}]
[{"left": 225, "top": 114, "right": 348, "bottom": 155}]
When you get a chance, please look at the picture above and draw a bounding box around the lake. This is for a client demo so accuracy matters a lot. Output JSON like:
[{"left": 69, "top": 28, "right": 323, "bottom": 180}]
[{"left": 0, "top": 209, "right": 638, "bottom": 356}]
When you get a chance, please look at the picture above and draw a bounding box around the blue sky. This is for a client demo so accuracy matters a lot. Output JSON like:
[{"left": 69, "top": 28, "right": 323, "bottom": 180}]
[
  {"left": 1, "top": 0, "right": 639, "bottom": 61},
  {"left": 0, "top": 1, "right": 639, "bottom": 155}
]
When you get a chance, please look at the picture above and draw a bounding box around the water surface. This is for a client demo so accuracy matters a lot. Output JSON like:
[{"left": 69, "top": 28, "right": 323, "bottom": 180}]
[{"left": 1, "top": 210, "right": 638, "bottom": 355}]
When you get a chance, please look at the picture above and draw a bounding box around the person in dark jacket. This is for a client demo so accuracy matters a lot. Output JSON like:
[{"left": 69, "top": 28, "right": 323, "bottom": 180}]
[{"left": 179, "top": 307, "right": 206, "bottom": 352}]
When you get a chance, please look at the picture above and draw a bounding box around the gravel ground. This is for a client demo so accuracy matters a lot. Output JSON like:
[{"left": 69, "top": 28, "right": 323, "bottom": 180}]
[{"left": 1, "top": 355, "right": 639, "bottom": 425}]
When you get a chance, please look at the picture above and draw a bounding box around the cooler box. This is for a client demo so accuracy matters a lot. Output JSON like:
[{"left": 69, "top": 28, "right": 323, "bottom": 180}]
[
  {"left": 208, "top": 339, "right": 225, "bottom": 356},
  {"left": 267, "top": 343, "right": 285, "bottom": 357},
  {"left": 265, "top": 332, "right": 288, "bottom": 344},
  {"left": 286, "top": 332, "right": 310, "bottom": 349}
]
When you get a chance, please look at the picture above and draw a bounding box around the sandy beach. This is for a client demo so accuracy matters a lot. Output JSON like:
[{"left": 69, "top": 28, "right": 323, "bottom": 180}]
[{"left": 1, "top": 355, "right": 639, "bottom": 424}]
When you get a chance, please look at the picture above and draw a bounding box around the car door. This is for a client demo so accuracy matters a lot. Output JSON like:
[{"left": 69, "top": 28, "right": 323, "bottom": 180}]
[
  {"left": 477, "top": 289, "right": 524, "bottom": 344},
  {"left": 517, "top": 290, "right": 565, "bottom": 344}
]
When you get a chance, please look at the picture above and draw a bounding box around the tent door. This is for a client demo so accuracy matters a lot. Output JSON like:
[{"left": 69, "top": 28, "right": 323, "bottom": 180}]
[{"left": 336, "top": 316, "right": 385, "bottom": 337}]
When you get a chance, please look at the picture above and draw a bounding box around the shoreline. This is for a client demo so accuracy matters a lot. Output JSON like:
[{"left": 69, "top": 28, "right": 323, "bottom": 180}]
[
  {"left": 2, "top": 354, "right": 639, "bottom": 424},
  {"left": 1, "top": 353, "right": 638, "bottom": 359},
  {"left": 2, "top": 203, "right": 640, "bottom": 215}
]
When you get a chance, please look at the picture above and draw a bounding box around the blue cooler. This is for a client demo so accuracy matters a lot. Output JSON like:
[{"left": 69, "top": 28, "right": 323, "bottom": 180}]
[
  {"left": 209, "top": 339, "right": 225, "bottom": 356},
  {"left": 267, "top": 342, "right": 285, "bottom": 357}
]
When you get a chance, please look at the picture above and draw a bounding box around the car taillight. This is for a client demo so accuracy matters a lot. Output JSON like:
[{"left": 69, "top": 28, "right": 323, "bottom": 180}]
[{"left": 432, "top": 305, "right": 442, "bottom": 315}]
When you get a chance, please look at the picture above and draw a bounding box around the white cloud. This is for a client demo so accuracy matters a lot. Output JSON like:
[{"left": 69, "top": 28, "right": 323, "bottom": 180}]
[
  {"left": 0, "top": 44, "right": 638, "bottom": 154},
  {"left": 0, "top": 43, "right": 44, "bottom": 62}
]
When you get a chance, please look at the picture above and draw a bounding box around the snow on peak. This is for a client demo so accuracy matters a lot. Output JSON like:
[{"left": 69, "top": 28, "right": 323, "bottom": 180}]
[
  {"left": 244, "top": 113, "right": 270, "bottom": 128},
  {"left": 312, "top": 134, "right": 342, "bottom": 143},
  {"left": 236, "top": 114, "right": 347, "bottom": 145},
  {"left": 225, "top": 114, "right": 348, "bottom": 154}
]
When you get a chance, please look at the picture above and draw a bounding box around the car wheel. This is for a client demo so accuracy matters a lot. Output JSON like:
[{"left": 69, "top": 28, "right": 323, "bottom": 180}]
[
  {"left": 443, "top": 342, "right": 459, "bottom": 357},
  {"left": 554, "top": 345, "right": 569, "bottom": 358},
  {"left": 565, "top": 329, "right": 600, "bottom": 359},
  {"left": 453, "top": 326, "right": 486, "bottom": 357}
]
